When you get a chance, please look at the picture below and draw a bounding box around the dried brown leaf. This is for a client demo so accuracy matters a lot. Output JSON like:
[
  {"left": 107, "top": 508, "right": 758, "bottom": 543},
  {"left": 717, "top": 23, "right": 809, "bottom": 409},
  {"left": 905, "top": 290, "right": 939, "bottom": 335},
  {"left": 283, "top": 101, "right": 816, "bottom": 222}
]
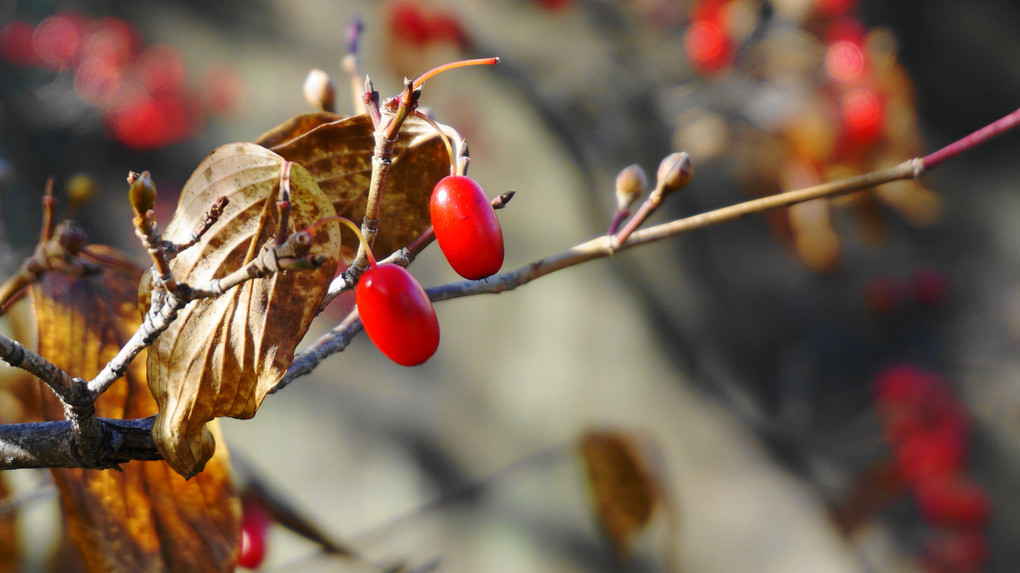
[
  {"left": 579, "top": 431, "right": 661, "bottom": 560},
  {"left": 263, "top": 114, "right": 456, "bottom": 260},
  {"left": 149, "top": 143, "right": 339, "bottom": 478},
  {"left": 254, "top": 111, "right": 345, "bottom": 149},
  {"left": 29, "top": 244, "right": 241, "bottom": 573}
]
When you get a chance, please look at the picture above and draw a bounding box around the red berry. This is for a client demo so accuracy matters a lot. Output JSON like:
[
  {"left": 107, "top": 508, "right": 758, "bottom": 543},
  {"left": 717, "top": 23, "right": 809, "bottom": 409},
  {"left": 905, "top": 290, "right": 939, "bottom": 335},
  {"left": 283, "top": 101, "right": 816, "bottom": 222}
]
[
  {"left": 238, "top": 502, "right": 271, "bottom": 569},
  {"left": 32, "top": 12, "right": 85, "bottom": 70},
  {"left": 430, "top": 175, "right": 505, "bottom": 280},
  {"left": 825, "top": 39, "right": 866, "bottom": 83},
  {"left": 922, "top": 529, "right": 989, "bottom": 573},
  {"left": 894, "top": 424, "right": 967, "bottom": 484},
  {"left": 684, "top": 19, "right": 733, "bottom": 75},
  {"left": 356, "top": 264, "right": 440, "bottom": 366},
  {"left": 0, "top": 22, "right": 39, "bottom": 66},
  {"left": 915, "top": 476, "right": 991, "bottom": 527},
  {"left": 389, "top": 1, "right": 434, "bottom": 47},
  {"left": 840, "top": 87, "right": 885, "bottom": 144}
]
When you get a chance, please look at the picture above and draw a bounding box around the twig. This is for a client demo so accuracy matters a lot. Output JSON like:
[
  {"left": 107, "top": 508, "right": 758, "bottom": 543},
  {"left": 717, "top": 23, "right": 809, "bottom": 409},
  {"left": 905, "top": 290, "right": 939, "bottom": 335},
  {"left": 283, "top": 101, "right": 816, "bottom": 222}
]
[
  {"left": 349, "top": 80, "right": 420, "bottom": 274},
  {"left": 922, "top": 106, "right": 1020, "bottom": 169},
  {"left": 285, "top": 160, "right": 924, "bottom": 383}
]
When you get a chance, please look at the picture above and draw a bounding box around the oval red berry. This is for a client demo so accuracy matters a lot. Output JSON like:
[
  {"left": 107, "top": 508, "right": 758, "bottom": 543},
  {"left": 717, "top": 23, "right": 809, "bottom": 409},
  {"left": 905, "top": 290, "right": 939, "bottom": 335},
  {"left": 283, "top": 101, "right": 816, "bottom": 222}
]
[
  {"left": 238, "top": 502, "right": 270, "bottom": 570},
  {"left": 356, "top": 264, "right": 440, "bottom": 366},
  {"left": 430, "top": 175, "right": 504, "bottom": 280}
]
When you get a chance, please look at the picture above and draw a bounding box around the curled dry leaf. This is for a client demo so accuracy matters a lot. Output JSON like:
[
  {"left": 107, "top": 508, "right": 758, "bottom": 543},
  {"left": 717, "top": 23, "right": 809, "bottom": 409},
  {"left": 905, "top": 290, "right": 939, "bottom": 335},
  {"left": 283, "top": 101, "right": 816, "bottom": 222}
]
[
  {"left": 148, "top": 143, "right": 340, "bottom": 478},
  {"left": 578, "top": 430, "right": 662, "bottom": 561},
  {"left": 29, "top": 245, "right": 240, "bottom": 572},
  {"left": 260, "top": 114, "right": 456, "bottom": 261},
  {"left": 254, "top": 111, "right": 344, "bottom": 149}
]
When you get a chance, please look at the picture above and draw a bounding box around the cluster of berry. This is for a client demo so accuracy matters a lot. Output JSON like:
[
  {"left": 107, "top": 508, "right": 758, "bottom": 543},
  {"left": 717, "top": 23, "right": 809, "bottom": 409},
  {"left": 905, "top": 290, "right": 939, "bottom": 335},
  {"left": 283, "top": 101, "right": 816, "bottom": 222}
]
[
  {"left": 357, "top": 175, "right": 504, "bottom": 366},
  {"left": 873, "top": 364, "right": 990, "bottom": 572},
  {"left": 0, "top": 12, "right": 242, "bottom": 149},
  {"left": 677, "top": 0, "right": 938, "bottom": 271}
]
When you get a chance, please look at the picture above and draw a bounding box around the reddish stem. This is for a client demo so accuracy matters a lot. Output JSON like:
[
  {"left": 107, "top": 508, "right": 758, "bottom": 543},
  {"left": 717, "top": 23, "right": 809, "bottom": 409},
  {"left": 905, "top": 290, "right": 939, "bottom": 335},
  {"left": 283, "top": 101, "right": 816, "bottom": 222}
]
[
  {"left": 923, "top": 106, "right": 1020, "bottom": 170},
  {"left": 411, "top": 57, "right": 500, "bottom": 90}
]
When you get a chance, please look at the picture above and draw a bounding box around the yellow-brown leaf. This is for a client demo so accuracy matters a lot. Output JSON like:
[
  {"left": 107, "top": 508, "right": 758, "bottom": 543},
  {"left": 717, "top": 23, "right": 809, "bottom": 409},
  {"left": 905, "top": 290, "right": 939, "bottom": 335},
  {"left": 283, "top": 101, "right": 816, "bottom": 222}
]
[
  {"left": 30, "top": 245, "right": 240, "bottom": 573},
  {"left": 0, "top": 474, "right": 19, "bottom": 573},
  {"left": 264, "top": 114, "right": 456, "bottom": 260},
  {"left": 254, "top": 111, "right": 345, "bottom": 149},
  {"left": 579, "top": 431, "right": 661, "bottom": 560},
  {"left": 148, "top": 143, "right": 339, "bottom": 478}
]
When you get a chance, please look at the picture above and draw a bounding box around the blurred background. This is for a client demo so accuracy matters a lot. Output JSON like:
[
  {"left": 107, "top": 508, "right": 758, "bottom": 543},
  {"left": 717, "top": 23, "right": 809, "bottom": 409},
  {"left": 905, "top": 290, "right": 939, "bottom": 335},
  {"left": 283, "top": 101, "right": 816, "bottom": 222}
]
[{"left": 2, "top": 0, "right": 1020, "bottom": 571}]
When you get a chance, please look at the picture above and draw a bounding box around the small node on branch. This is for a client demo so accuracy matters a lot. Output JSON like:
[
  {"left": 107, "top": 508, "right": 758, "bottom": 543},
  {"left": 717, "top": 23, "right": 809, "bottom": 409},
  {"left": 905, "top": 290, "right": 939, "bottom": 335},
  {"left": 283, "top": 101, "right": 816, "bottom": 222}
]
[
  {"left": 654, "top": 151, "right": 693, "bottom": 199},
  {"left": 608, "top": 164, "right": 648, "bottom": 235},
  {"left": 303, "top": 69, "right": 337, "bottom": 113},
  {"left": 127, "top": 171, "right": 157, "bottom": 219}
]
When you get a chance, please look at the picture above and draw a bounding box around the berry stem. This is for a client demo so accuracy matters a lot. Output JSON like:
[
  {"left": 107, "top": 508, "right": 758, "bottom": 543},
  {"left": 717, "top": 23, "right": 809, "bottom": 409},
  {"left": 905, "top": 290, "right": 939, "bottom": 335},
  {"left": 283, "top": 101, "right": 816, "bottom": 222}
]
[
  {"left": 411, "top": 57, "right": 500, "bottom": 90},
  {"left": 413, "top": 110, "right": 456, "bottom": 176},
  {"left": 306, "top": 216, "right": 377, "bottom": 268}
]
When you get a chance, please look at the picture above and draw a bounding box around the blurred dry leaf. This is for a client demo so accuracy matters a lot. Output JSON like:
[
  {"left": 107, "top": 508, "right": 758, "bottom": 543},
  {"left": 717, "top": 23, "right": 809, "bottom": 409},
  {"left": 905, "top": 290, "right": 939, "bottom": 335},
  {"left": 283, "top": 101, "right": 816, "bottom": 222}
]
[
  {"left": 0, "top": 303, "right": 42, "bottom": 424},
  {"left": 578, "top": 430, "right": 662, "bottom": 561},
  {"left": 0, "top": 474, "right": 18, "bottom": 573},
  {"left": 149, "top": 143, "right": 340, "bottom": 478},
  {"left": 29, "top": 244, "right": 241, "bottom": 572},
  {"left": 262, "top": 114, "right": 456, "bottom": 260}
]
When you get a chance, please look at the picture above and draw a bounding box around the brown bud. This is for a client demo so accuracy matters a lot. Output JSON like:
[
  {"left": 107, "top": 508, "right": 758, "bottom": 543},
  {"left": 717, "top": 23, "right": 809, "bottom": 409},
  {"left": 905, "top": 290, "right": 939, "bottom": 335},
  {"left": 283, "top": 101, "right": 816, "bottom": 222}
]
[
  {"left": 615, "top": 164, "right": 647, "bottom": 211},
  {"left": 303, "top": 69, "right": 336, "bottom": 113},
  {"left": 655, "top": 152, "right": 693, "bottom": 196},
  {"left": 66, "top": 173, "right": 97, "bottom": 206},
  {"left": 128, "top": 170, "right": 157, "bottom": 217},
  {"left": 54, "top": 220, "right": 89, "bottom": 255}
]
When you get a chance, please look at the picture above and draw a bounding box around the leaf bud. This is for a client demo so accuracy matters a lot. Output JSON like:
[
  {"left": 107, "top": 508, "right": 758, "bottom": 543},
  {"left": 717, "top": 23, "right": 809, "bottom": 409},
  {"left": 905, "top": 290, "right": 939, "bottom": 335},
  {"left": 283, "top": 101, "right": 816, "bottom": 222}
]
[
  {"left": 615, "top": 164, "right": 647, "bottom": 211},
  {"left": 127, "top": 171, "right": 157, "bottom": 217},
  {"left": 54, "top": 220, "right": 88, "bottom": 255},
  {"left": 303, "top": 69, "right": 336, "bottom": 113},
  {"left": 655, "top": 152, "right": 693, "bottom": 196}
]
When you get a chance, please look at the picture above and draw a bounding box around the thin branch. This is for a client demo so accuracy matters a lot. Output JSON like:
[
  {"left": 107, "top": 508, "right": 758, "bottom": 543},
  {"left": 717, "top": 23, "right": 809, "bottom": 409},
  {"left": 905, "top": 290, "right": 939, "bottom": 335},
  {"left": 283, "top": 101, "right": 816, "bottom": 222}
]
[
  {"left": 923, "top": 106, "right": 1020, "bottom": 169},
  {"left": 0, "top": 331, "right": 78, "bottom": 402},
  {"left": 285, "top": 160, "right": 924, "bottom": 385}
]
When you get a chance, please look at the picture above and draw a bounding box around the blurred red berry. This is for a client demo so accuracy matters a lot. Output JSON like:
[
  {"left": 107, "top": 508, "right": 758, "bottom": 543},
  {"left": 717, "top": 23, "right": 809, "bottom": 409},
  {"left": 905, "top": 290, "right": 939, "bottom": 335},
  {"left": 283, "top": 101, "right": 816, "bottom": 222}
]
[
  {"left": 922, "top": 529, "right": 989, "bottom": 573},
  {"left": 137, "top": 45, "right": 185, "bottom": 95},
  {"left": 80, "top": 17, "right": 138, "bottom": 70},
  {"left": 74, "top": 57, "right": 122, "bottom": 104},
  {"left": 895, "top": 424, "right": 967, "bottom": 485},
  {"left": 0, "top": 21, "right": 39, "bottom": 66},
  {"left": 108, "top": 91, "right": 195, "bottom": 149},
  {"left": 815, "top": 0, "right": 858, "bottom": 17},
  {"left": 685, "top": 19, "right": 733, "bottom": 75},
  {"left": 33, "top": 12, "right": 85, "bottom": 70},
  {"left": 915, "top": 476, "right": 991, "bottom": 528},
  {"left": 389, "top": 1, "right": 434, "bottom": 47},
  {"left": 238, "top": 501, "right": 271, "bottom": 569},
  {"left": 431, "top": 14, "right": 470, "bottom": 49},
  {"left": 841, "top": 87, "right": 885, "bottom": 144},
  {"left": 536, "top": 0, "right": 573, "bottom": 11},
  {"left": 826, "top": 40, "right": 866, "bottom": 83},
  {"left": 873, "top": 363, "right": 938, "bottom": 409}
]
